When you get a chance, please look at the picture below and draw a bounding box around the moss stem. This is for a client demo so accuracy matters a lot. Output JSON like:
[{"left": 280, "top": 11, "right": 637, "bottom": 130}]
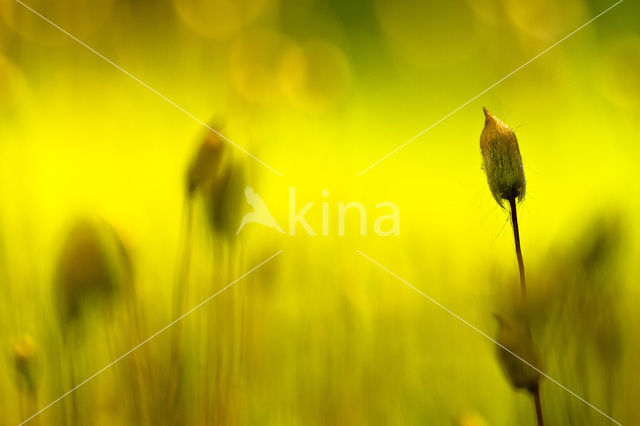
[
  {"left": 508, "top": 197, "right": 526, "bottom": 298},
  {"left": 167, "top": 197, "right": 195, "bottom": 420},
  {"left": 533, "top": 387, "right": 544, "bottom": 426},
  {"left": 172, "top": 198, "right": 194, "bottom": 317},
  {"left": 508, "top": 197, "right": 544, "bottom": 425}
]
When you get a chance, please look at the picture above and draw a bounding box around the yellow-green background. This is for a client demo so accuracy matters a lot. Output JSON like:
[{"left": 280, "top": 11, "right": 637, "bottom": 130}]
[{"left": 0, "top": 0, "right": 639, "bottom": 424}]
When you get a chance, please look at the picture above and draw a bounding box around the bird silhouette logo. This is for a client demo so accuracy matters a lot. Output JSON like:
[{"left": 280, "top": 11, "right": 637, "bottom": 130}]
[{"left": 236, "top": 187, "right": 285, "bottom": 235}]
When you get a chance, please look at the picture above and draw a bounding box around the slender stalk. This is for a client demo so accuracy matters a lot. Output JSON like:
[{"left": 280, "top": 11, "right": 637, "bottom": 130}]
[
  {"left": 508, "top": 197, "right": 526, "bottom": 298},
  {"left": 533, "top": 387, "right": 544, "bottom": 426},
  {"left": 508, "top": 197, "right": 544, "bottom": 426},
  {"left": 172, "top": 198, "right": 195, "bottom": 318},
  {"left": 68, "top": 341, "right": 79, "bottom": 426},
  {"left": 166, "top": 198, "right": 195, "bottom": 420}
]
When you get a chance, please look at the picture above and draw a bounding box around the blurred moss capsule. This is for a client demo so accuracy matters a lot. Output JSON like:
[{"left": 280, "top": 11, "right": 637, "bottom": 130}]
[
  {"left": 493, "top": 314, "right": 541, "bottom": 393},
  {"left": 186, "top": 129, "right": 225, "bottom": 196},
  {"left": 480, "top": 108, "right": 525, "bottom": 207},
  {"left": 205, "top": 161, "right": 245, "bottom": 237},
  {"left": 12, "top": 334, "right": 37, "bottom": 392},
  {"left": 56, "top": 218, "right": 132, "bottom": 323},
  {"left": 454, "top": 413, "right": 488, "bottom": 426}
]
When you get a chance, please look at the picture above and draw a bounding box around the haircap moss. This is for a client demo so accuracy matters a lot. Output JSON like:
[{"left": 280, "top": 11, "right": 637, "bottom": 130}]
[{"left": 480, "top": 108, "right": 525, "bottom": 207}]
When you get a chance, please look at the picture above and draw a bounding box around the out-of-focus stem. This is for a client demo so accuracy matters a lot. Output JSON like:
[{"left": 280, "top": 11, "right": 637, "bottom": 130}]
[
  {"left": 533, "top": 387, "right": 544, "bottom": 426},
  {"left": 172, "top": 199, "right": 194, "bottom": 318},
  {"left": 166, "top": 198, "right": 195, "bottom": 420}
]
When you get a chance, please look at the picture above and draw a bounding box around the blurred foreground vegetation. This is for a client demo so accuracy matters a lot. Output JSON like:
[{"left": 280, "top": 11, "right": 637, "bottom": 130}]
[{"left": 1, "top": 0, "right": 640, "bottom": 424}]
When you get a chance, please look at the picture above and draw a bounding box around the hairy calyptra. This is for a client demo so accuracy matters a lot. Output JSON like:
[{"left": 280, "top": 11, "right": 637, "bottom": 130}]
[{"left": 480, "top": 108, "right": 525, "bottom": 207}]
